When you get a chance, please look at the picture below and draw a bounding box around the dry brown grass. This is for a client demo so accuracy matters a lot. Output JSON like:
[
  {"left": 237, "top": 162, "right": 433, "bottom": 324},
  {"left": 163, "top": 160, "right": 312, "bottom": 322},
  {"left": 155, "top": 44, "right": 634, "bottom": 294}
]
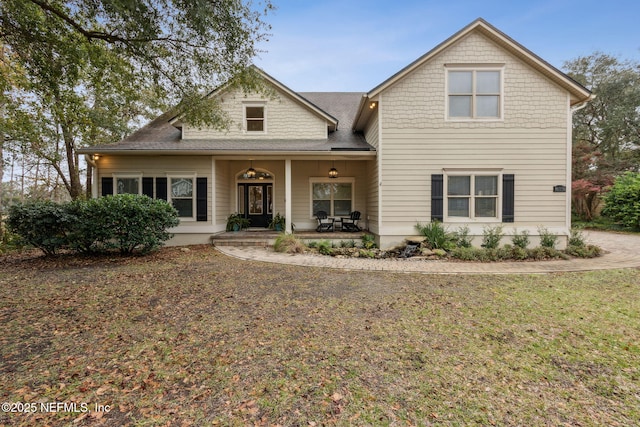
[{"left": 1, "top": 246, "right": 639, "bottom": 426}]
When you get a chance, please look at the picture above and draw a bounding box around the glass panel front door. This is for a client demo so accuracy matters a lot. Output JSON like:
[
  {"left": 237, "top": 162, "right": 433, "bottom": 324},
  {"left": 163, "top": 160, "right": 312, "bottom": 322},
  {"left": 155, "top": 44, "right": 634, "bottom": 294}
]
[{"left": 238, "top": 183, "right": 272, "bottom": 228}]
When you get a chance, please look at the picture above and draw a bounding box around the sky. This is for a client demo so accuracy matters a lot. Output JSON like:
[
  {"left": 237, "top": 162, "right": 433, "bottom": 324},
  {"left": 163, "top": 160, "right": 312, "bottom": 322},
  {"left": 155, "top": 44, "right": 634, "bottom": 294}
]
[{"left": 253, "top": 0, "right": 640, "bottom": 92}]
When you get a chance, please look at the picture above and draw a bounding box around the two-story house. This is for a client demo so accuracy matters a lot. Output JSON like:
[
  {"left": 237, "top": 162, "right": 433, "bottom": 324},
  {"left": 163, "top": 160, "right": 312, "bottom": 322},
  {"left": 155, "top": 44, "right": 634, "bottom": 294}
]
[{"left": 81, "top": 18, "right": 592, "bottom": 249}]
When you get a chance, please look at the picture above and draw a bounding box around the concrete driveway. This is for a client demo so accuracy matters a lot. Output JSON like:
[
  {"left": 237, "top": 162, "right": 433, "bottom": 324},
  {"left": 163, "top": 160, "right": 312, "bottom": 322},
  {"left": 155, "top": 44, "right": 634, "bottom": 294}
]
[{"left": 216, "top": 230, "right": 640, "bottom": 274}]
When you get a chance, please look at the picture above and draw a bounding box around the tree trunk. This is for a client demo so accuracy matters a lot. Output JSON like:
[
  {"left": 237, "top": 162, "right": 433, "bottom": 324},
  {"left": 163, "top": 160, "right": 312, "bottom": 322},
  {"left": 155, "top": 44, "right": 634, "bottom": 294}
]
[{"left": 59, "top": 119, "right": 83, "bottom": 200}]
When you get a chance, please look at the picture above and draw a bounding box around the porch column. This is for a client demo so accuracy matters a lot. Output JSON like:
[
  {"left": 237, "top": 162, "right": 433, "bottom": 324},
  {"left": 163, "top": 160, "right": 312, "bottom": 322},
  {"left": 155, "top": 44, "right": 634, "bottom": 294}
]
[{"left": 285, "top": 158, "right": 292, "bottom": 233}]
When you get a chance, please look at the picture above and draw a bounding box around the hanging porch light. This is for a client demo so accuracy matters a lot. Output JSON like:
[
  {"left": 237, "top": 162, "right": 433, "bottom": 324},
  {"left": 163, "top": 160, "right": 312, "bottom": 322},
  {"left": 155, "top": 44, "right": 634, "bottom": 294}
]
[
  {"left": 246, "top": 160, "right": 256, "bottom": 179},
  {"left": 328, "top": 160, "right": 338, "bottom": 178}
]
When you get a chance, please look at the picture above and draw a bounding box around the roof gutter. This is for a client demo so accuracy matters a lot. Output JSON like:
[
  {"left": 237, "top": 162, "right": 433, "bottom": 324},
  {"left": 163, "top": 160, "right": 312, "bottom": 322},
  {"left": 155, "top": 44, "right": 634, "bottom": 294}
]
[
  {"left": 571, "top": 94, "right": 595, "bottom": 113},
  {"left": 77, "top": 149, "right": 376, "bottom": 157}
]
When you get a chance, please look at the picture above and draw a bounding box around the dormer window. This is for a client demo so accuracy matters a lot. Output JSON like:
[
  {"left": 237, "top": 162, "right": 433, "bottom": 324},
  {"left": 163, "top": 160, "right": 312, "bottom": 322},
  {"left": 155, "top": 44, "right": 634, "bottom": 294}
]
[{"left": 245, "top": 105, "right": 265, "bottom": 132}]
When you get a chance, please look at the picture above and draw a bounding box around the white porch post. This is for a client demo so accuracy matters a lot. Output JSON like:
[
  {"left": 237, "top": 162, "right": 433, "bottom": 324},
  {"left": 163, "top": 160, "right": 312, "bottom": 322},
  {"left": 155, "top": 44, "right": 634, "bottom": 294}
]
[{"left": 285, "top": 158, "right": 292, "bottom": 233}]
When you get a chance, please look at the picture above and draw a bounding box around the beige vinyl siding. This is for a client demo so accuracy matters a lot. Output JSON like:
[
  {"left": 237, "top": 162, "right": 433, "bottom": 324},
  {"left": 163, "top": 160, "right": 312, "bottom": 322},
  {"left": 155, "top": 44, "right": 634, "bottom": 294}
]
[
  {"left": 182, "top": 87, "right": 328, "bottom": 140},
  {"left": 382, "top": 31, "right": 567, "bottom": 130},
  {"left": 290, "top": 160, "right": 369, "bottom": 230},
  {"left": 215, "top": 160, "right": 230, "bottom": 228},
  {"left": 377, "top": 30, "right": 570, "bottom": 236},
  {"left": 380, "top": 129, "right": 567, "bottom": 226},
  {"left": 97, "top": 155, "right": 214, "bottom": 226},
  {"left": 366, "top": 159, "right": 380, "bottom": 233},
  {"left": 363, "top": 112, "right": 380, "bottom": 232},
  {"left": 364, "top": 111, "right": 379, "bottom": 149}
]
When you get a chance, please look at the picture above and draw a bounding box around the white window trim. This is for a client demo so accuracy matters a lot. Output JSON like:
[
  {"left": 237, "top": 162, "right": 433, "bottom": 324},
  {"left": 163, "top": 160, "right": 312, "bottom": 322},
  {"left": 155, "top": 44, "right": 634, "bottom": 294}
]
[
  {"left": 243, "top": 102, "right": 267, "bottom": 134},
  {"left": 445, "top": 65, "right": 505, "bottom": 122},
  {"left": 112, "top": 173, "right": 143, "bottom": 195},
  {"left": 167, "top": 173, "right": 197, "bottom": 221},
  {"left": 309, "top": 177, "right": 355, "bottom": 218},
  {"left": 443, "top": 170, "right": 503, "bottom": 222}
]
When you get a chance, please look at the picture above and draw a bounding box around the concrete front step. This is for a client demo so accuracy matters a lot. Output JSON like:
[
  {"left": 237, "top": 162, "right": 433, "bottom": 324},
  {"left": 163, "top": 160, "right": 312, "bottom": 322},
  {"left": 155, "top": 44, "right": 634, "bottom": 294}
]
[{"left": 212, "top": 239, "right": 273, "bottom": 247}]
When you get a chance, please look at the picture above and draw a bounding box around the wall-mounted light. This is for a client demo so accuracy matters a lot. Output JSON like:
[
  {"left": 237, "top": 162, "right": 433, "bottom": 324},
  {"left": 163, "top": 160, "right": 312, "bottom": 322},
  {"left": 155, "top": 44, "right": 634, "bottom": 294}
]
[
  {"left": 246, "top": 160, "right": 256, "bottom": 179},
  {"left": 328, "top": 160, "right": 338, "bottom": 179},
  {"left": 369, "top": 101, "right": 376, "bottom": 109},
  {"left": 92, "top": 154, "right": 100, "bottom": 161}
]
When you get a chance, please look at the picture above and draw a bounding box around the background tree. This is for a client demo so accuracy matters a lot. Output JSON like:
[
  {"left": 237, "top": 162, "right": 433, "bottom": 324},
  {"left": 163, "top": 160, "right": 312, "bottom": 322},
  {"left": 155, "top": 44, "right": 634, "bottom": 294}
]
[
  {"left": 564, "top": 52, "right": 640, "bottom": 220},
  {"left": 0, "top": 0, "right": 273, "bottom": 199}
]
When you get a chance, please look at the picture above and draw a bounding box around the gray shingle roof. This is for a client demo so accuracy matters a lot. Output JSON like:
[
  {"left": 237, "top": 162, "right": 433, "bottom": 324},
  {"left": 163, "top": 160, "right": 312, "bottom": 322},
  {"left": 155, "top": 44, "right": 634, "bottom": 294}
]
[{"left": 84, "top": 92, "right": 374, "bottom": 154}]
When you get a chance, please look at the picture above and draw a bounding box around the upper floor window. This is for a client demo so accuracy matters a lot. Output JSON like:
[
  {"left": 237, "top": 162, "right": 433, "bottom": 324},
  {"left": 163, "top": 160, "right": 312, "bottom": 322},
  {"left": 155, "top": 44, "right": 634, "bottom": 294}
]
[
  {"left": 447, "top": 68, "right": 502, "bottom": 120},
  {"left": 245, "top": 105, "right": 265, "bottom": 132}
]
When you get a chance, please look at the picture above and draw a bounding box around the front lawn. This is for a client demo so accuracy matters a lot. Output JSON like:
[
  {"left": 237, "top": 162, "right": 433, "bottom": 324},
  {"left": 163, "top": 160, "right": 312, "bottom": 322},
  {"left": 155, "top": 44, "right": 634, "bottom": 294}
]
[{"left": 1, "top": 246, "right": 639, "bottom": 426}]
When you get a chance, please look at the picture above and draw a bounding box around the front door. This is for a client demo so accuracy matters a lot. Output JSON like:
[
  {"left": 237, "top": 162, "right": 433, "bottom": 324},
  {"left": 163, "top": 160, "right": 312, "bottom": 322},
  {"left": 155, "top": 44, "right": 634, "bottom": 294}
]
[{"left": 238, "top": 183, "right": 272, "bottom": 228}]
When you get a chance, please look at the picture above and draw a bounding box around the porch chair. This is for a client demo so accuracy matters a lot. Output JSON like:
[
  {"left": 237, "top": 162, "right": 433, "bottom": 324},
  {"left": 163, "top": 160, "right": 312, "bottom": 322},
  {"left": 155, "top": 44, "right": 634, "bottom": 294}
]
[
  {"left": 341, "top": 211, "right": 361, "bottom": 232},
  {"left": 315, "top": 210, "right": 335, "bottom": 232}
]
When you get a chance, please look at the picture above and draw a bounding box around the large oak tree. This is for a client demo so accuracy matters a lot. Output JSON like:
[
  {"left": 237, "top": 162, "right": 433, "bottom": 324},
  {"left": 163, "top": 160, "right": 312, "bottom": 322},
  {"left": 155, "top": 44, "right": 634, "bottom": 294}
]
[{"left": 1, "top": 0, "right": 273, "bottom": 199}]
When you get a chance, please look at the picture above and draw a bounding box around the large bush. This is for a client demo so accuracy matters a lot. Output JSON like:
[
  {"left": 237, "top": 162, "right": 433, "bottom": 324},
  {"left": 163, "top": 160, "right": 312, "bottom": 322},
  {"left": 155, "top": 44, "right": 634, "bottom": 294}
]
[
  {"left": 602, "top": 172, "right": 640, "bottom": 229},
  {"left": 81, "top": 194, "right": 180, "bottom": 254},
  {"left": 6, "top": 200, "right": 74, "bottom": 255},
  {"left": 7, "top": 195, "right": 180, "bottom": 255}
]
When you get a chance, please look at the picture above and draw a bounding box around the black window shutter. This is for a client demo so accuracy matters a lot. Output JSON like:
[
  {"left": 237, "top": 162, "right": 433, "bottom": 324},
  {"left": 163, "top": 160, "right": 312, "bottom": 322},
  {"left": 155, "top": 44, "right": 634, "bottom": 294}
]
[
  {"left": 156, "top": 178, "right": 167, "bottom": 201},
  {"left": 431, "top": 174, "right": 444, "bottom": 221},
  {"left": 142, "top": 177, "right": 154, "bottom": 198},
  {"left": 101, "top": 177, "right": 113, "bottom": 197},
  {"left": 196, "top": 177, "right": 207, "bottom": 222},
  {"left": 502, "top": 174, "right": 515, "bottom": 223}
]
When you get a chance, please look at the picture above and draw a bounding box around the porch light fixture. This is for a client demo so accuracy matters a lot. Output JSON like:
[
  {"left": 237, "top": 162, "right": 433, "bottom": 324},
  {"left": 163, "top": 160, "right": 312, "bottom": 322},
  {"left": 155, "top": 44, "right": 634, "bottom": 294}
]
[
  {"left": 328, "top": 160, "right": 338, "bottom": 179},
  {"left": 369, "top": 101, "right": 376, "bottom": 109},
  {"left": 246, "top": 160, "right": 256, "bottom": 179},
  {"left": 92, "top": 154, "right": 100, "bottom": 161}
]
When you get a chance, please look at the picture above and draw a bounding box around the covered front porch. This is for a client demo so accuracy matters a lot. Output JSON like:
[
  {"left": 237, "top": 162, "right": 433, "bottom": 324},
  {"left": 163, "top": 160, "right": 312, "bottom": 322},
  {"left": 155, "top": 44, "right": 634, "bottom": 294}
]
[{"left": 214, "top": 155, "right": 376, "bottom": 235}]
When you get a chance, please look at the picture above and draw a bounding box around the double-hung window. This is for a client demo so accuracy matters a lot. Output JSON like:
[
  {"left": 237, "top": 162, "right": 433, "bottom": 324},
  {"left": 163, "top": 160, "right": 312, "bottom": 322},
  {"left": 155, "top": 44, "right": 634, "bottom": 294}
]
[
  {"left": 446, "top": 173, "right": 500, "bottom": 220},
  {"left": 245, "top": 104, "right": 265, "bottom": 132},
  {"left": 447, "top": 67, "right": 502, "bottom": 119},
  {"left": 169, "top": 176, "right": 195, "bottom": 219},
  {"left": 311, "top": 179, "right": 353, "bottom": 217}
]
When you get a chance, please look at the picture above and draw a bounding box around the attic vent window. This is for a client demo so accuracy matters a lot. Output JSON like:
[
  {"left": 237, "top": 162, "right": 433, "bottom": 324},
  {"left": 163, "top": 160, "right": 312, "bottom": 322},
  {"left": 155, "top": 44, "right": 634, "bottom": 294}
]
[{"left": 245, "top": 105, "right": 265, "bottom": 132}]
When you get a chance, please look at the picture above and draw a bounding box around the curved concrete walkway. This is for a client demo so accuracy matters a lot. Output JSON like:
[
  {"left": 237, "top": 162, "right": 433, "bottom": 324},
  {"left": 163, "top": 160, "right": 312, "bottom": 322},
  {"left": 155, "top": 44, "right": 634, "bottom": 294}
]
[{"left": 215, "top": 230, "right": 640, "bottom": 274}]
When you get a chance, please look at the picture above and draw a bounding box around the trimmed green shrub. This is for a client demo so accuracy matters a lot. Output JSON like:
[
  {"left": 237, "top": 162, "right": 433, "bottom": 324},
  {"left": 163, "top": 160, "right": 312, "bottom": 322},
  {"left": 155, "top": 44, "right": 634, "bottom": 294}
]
[
  {"left": 537, "top": 226, "right": 558, "bottom": 249},
  {"left": 453, "top": 225, "right": 473, "bottom": 248},
  {"left": 602, "top": 172, "right": 640, "bottom": 229},
  {"left": 568, "top": 228, "right": 586, "bottom": 248},
  {"left": 416, "top": 221, "right": 453, "bottom": 250},
  {"left": 511, "top": 229, "right": 530, "bottom": 249},
  {"left": 481, "top": 225, "right": 503, "bottom": 249},
  {"left": 565, "top": 244, "right": 602, "bottom": 258},
  {"left": 65, "top": 198, "right": 111, "bottom": 253},
  {"left": 89, "top": 194, "right": 179, "bottom": 254},
  {"left": 6, "top": 200, "right": 74, "bottom": 255},
  {"left": 450, "top": 246, "right": 481, "bottom": 261}
]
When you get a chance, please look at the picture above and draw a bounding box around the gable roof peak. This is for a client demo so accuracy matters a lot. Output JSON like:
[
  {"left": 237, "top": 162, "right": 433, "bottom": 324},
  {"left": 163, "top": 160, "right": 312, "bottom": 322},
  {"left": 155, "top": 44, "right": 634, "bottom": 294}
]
[{"left": 353, "top": 18, "right": 592, "bottom": 130}]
